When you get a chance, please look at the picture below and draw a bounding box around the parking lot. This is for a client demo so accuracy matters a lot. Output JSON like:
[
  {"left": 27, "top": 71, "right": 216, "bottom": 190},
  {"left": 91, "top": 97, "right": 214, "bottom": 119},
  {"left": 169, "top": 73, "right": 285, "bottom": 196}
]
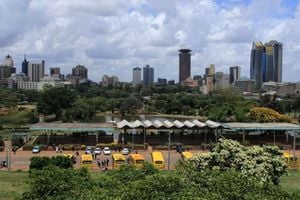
[{"left": 0, "top": 148, "right": 202, "bottom": 171}]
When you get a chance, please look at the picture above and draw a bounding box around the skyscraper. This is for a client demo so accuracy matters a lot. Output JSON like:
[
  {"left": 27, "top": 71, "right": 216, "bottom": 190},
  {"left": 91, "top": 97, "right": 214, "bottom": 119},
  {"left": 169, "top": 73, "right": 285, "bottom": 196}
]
[
  {"left": 0, "top": 55, "right": 16, "bottom": 80},
  {"left": 72, "top": 65, "right": 88, "bottom": 79},
  {"left": 22, "top": 55, "right": 29, "bottom": 76},
  {"left": 143, "top": 65, "right": 154, "bottom": 86},
  {"left": 50, "top": 67, "right": 60, "bottom": 76},
  {"left": 179, "top": 49, "right": 191, "bottom": 83},
  {"left": 250, "top": 41, "right": 282, "bottom": 88},
  {"left": 132, "top": 67, "right": 141, "bottom": 86},
  {"left": 229, "top": 66, "right": 241, "bottom": 84},
  {"left": 28, "top": 60, "right": 45, "bottom": 82}
]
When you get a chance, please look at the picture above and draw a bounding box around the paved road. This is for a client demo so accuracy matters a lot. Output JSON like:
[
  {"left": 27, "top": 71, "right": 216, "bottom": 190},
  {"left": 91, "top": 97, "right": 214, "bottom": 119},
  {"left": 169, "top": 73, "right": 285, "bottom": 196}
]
[{"left": 0, "top": 148, "right": 202, "bottom": 171}]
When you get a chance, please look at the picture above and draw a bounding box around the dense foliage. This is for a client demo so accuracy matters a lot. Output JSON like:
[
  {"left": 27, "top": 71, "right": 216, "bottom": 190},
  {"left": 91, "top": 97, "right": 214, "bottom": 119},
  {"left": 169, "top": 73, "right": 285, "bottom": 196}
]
[
  {"left": 21, "top": 163, "right": 297, "bottom": 200},
  {"left": 177, "top": 138, "right": 287, "bottom": 185},
  {"left": 0, "top": 84, "right": 299, "bottom": 123},
  {"left": 29, "top": 156, "right": 73, "bottom": 170},
  {"left": 249, "top": 107, "right": 291, "bottom": 122}
]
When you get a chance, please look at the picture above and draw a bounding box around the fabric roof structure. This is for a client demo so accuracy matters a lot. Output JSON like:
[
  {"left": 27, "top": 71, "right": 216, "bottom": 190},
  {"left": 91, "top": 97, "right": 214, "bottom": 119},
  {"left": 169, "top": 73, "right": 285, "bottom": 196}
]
[
  {"left": 153, "top": 120, "right": 164, "bottom": 128},
  {"left": 205, "top": 120, "right": 221, "bottom": 128},
  {"left": 163, "top": 120, "right": 174, "bottom": 128},
  {"left": 116, "top": 119, "right": 215, "bottom": 129},
  {"left": 131, "top": 120, "right": 145, "bottom": 128},
  {"left": 192, "top": 120, "right": 207, "bottom": 128},
  {"left": 183, "top": 120, "right": 196, "bottom": 128},
  {"left": 173, "top": 120, "right": 185, "bottom": 128},
  {"left": 223, "top": 122, "right": 300, "bottom": 131},
  {"left": 117, "top": 120, "right": 132, "bottom": 129},
  {"left": 143, "top": 120, "right": 155, "bottom": 128}
]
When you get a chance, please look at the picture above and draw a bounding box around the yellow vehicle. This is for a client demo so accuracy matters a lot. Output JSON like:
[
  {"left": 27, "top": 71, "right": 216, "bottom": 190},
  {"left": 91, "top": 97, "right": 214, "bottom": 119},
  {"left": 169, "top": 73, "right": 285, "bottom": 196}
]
[
  {"left": 128, "top": 153, "right": 145, "bottom": 168},
  {"left": 151, "top": 151, "right": 165, "bottom": 170},
  {"left": 181, "top": 151, "right": 193, "bottom": 160},
  {"left": 283, "top": 151, "right": 299, "bottom": 169},
  {"left": 63, "top": 154, "right": 76, "bottom": 164},
  {"left": 112, "top": 153, "right": 125, "bottom": 169},
  {"left": 81, "top": 154, "right": 93, "bottom": 170}
]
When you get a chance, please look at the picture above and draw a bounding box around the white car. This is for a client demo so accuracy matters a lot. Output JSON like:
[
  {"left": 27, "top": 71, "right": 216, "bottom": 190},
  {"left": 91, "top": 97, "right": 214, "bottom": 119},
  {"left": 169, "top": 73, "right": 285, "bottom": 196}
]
[
  {"left": 103, "top": 147, "right": 111, "bottom": 155},
  {"left": 32, "top": 146, "right": 41, "bottom": 154},
  {"left": 85, "top": 146, "right": 92, "bottom": 154},
  {"left": 121, "top": 148, "right": 130, "bottom": 155},
  {"left": 94, "top": 147, "right": 101, "bottom": 155}
]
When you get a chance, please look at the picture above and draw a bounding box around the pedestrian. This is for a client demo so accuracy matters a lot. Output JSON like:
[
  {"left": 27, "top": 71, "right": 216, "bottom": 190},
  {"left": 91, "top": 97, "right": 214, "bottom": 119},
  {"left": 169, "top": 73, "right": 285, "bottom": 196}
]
[
  {"left": 76, "top": 151, "right": 79, "bottom": 156},
  {"left": 56, "top": 146, "right": 59, "bottom": 153},
  {"left": 106, "top": 159, "right": 109, "bottom": 166},
  {"left": 97, "top": 159, "right": 101, "bottom": 168}
]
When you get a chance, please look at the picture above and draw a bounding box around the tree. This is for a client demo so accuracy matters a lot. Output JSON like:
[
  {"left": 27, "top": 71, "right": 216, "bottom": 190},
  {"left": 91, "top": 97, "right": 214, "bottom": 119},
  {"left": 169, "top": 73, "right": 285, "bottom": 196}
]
[
  {"left": 120, "top": 97, "right": 143, "bottom": 116},
  {"left": 37, "top": 88, "right": 77, "bottom": 119},
  {"left": 249, "top": 107, "right": 291, "bottom": 122},
  {"left": 177, "top": 138, "right": 287, "bottom": 185}
]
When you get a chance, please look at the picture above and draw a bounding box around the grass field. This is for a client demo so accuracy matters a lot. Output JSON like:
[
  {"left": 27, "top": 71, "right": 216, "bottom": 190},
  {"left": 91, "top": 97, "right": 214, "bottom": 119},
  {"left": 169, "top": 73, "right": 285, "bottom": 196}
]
[
  {"left": 0, "top": 171, "right": 28, "bottom": 200},
  {"left": 0, "top": 170, "right": 299, "bottom": 199},
  {"left": 281, "top": 170, "right": 300, "bottom": 196}
]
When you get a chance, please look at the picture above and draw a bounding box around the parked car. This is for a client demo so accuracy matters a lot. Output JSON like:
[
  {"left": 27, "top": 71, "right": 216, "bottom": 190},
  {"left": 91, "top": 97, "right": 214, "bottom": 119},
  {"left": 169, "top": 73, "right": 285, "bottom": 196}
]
[
  {"left": 121, "top": 147, "right": 130, "bottom": 155},
  {"left": 32, "top": 145, "right": 41, "bottom": 154},
  {"left": 94, "top": 147, "right": 101, "bottom": 155},
  {"left": 85, "top": 146, "right": 92, "bottom": 154},
  {"left": 103, "top": 147, "right": 111, "bottom": 155}
]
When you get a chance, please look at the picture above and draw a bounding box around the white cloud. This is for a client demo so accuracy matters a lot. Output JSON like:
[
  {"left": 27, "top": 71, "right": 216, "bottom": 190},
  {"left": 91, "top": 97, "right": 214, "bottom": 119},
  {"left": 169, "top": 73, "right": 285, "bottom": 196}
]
[{"left": 0, "top": 0, "right": 299, "bottom": 82}]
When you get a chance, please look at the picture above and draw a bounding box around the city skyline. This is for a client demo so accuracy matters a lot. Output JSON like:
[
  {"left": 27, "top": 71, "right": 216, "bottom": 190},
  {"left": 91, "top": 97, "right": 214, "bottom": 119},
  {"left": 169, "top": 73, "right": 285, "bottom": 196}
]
[{"left": 0, "top": 0, "right": 300, "bottom": 82}]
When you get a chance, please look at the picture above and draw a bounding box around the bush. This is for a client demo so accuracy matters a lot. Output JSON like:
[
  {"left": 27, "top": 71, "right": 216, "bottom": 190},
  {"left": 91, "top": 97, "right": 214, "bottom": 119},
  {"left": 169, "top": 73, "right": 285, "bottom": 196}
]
[
  {"left": 29, "top": 156, "right": 73, "bottom": 170},
  {"left": 177, "top": 138, "right": 288, "bottom": 185},
  {"left": 249, "top": 107, "right": 292, "bottom": 122}
]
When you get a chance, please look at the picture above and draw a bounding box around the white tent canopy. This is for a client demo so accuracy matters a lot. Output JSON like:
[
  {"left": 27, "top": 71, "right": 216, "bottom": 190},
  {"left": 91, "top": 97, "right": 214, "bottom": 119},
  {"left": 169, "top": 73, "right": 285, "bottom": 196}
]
[{"left": 116, "top": 119, "right": 218, "bottom": 129}]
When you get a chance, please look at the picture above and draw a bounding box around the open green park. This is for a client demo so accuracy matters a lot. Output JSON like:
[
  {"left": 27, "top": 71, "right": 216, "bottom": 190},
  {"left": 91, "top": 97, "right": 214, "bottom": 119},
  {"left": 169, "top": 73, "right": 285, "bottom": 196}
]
[
  {"left": 0, "top": 170, "right": 299, "bottom": 200},
  {"left": 1, "top": 85, "right": 300, "bottom": 199}
]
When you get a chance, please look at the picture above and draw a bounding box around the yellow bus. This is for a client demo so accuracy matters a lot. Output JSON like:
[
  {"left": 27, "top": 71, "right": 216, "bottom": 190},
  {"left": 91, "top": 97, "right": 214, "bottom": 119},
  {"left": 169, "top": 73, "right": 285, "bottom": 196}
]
[
  {"left": 81, "top": 154, "right": 93, "bottom": 170},
  {"left": 63, "top": 154, "right": 76, "bottom": 164},
  {"left": 283, "top": 151, "right": 299, "bottom": 169},
  {"left": 128, "top": 153, "right": 145, "bottom": 168},
  {"left": 181, "top": 151, "right": 193, "bottom": 160},
  {"left": 112, "top": 153, "right": 125, "bottom": 169},
  {"left": 151, "top": 151, "right": 165, "bottom": 170}
]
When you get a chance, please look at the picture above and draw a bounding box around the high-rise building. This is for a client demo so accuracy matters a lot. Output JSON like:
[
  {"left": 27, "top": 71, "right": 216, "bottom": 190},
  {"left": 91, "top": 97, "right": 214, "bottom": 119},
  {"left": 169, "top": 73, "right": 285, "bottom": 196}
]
[
  {"left": 214, "top": 72, "right": 230, "bottom": 88},
  {"left": 250, "top": 41, "right": 282, "bottom": 88},
  {"left": 179, "top": 49, "right": 191, "bottom": 83},
  {"left": 229, "top": 66, "right": 241, "bottom": 84},
  {"left": 22, "top": 55, "right": 29, "bottom": 76},
  {"left": 132, "top": 67, "right": 142, "bottom": 86},
  {"left": 157, "top": 78, "right": 167, "bottom": 86},
  {"left": 28, "top": 60, "right": 45, "bottom": 82},
  {"left": 72, "top": 65, "right": 88, "bottom": 79},
  {"left": 205, "top": 64, "right": 215, "bottom": 76},
  {"left": 0, "top": 55, "right": 16, "bottom": 80},
  {"left": 50, "top": 67, "right": 60, "bottom": 76},
  {"left": 101, "top": 75, "right": 119, "bottom": 87},
  {"left": 143, "top": 65, "right": 154, "bottom": 86}
]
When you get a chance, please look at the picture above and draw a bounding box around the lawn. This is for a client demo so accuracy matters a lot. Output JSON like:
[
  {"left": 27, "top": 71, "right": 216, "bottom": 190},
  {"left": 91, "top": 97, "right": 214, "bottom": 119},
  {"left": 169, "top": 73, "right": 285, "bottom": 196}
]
[
  {"left": 281, "top": 170, "right": 300, "bottom": 196},
  {"left": 0, "top": 171, "right": 28, "bottom": 200},
  {"left": 0, "top": 170, "right": 299, "bottom": 199}
]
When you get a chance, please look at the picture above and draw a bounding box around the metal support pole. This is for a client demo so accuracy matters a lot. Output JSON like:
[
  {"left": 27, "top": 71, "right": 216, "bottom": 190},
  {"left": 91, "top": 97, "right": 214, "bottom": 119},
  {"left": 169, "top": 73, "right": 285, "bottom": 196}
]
[
  {"left": 204, "top": 127, "right": 207, "bottom": 150},
  {"left": 167, "top": 131, "right": 171, "bottom": 170},
  {"left": 293, "top": 133, "right": 296, "bottom": 160},
  {"left": 96, "top": 132, "right": 98, "bottom": 144},
  {"left": 215, "top": 128, "right": 218, "bottom": 143},
  {"left": 273, "top": 130, "right": 276, "bottom": 146},
  {"left": 242, "top": 131, "right": 245, "bottom": 144},
  {"left": 143, "top": 128, "right": 146, "bottom": 151}
]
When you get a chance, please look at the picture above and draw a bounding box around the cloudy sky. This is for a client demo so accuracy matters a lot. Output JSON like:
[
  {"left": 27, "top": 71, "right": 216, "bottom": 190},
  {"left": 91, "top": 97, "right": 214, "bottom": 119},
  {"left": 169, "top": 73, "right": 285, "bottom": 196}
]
[{"left": 1, "top": 0, "right": 300, "bottom": 82}]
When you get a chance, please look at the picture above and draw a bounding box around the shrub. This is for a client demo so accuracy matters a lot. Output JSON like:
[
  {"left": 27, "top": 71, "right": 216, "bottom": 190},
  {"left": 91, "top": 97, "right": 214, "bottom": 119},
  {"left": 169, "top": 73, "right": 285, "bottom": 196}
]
[
  {"left": 29, "top": 156, "right": 73, "bottom": 170},
  {"left": 249, "top": 107, "right": 291, "bottom": 122},
  {"left": 177, "top": 138, "right": 288, "bottom": 185}
]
